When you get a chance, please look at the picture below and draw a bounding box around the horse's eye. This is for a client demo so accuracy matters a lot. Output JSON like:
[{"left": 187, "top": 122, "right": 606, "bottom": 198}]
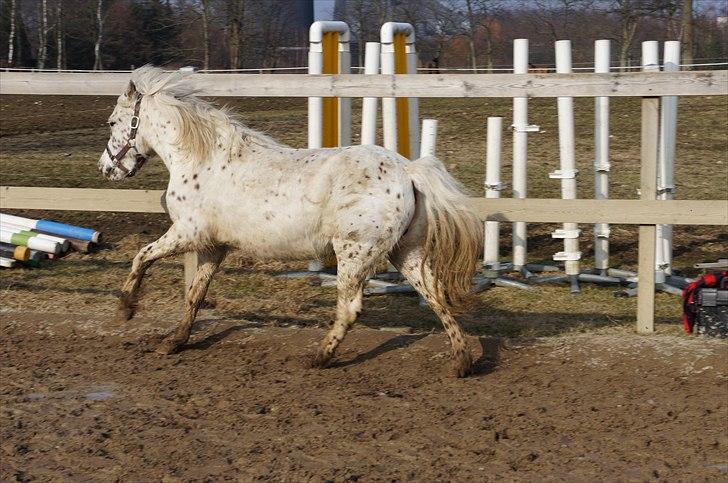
[{"left": 107, "top": 121, "right": 116, "bottom": 127}]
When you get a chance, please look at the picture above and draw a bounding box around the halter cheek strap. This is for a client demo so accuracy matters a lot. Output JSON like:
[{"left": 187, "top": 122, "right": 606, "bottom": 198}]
[{"left": 106, "top": 94, "right": 147, "bottom": 177}]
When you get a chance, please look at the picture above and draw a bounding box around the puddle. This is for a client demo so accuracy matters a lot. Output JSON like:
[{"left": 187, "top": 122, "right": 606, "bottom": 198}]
[{"left": 85, "top": 390, "right": 114, "bottom": 401}]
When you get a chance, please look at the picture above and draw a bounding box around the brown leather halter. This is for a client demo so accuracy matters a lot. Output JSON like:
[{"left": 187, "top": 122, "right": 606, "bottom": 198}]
[{"left": 105, "top": 94, "right": 147, "bottom": 177}]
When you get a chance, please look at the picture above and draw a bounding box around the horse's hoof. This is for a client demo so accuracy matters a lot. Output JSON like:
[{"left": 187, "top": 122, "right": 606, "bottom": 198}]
[
  {"left": 307, "top": 350, "right": 332, "bottom": 369},
  {"left": 155, "top": 339, "right": 183, "bottom": 356},
  {"left": 117, "top": 292, "right": 137, "bottom": 321},
  {"left": 452, "top": 350, "right": 474, "bottom": 378}
]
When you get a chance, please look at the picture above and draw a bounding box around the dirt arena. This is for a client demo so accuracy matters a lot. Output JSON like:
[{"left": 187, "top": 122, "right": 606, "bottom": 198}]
[
  {"left": 2, "top": 311, "right": 727, "bottom": 481},
  {"left": 1, "top": 94, "right": 726, "bottom": 480}
]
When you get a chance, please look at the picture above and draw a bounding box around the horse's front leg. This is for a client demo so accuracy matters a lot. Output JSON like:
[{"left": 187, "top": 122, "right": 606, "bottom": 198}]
[
  {"left": 156, "top": 247, "right": 227, "bottom": 355},
  {"left": 118, "top": 224, "right": 190, "bottom": 321}
]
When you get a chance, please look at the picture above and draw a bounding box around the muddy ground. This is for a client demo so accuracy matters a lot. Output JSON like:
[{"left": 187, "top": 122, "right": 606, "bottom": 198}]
[
  {"left": 1, "top": 94, "right": 727, "bottom": 481},
  {"left": 1, "top": 312, "right": 727, "bottom": 482}
]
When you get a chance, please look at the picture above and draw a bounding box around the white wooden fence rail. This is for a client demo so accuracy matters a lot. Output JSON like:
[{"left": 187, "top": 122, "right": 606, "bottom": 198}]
[{"left": 1, "top": 70, "right": 726, "bottom": 98}]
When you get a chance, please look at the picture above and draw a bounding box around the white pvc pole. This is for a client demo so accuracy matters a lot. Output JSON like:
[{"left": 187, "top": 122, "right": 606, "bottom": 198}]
[
  {"left": 554, "top": 40, "right": 581, "bottom": 282},
  {"left": 0, "top": 222, "right": 70, "bottom": 251},
  {"left": 380, "top": 42, "right": 397, "bottom": 153},
  {"left": 420, "top": 119, "right": 438, "bottom": 157},
  {"left": 484, "top": 117, "right": 503, "bottom": 276},
  {"left": 659, "top": 40, "right": 680, "bottom": 276},
  {"left": 642, "top": 40, "right": 665, "bottom": 282},
  {"left": 338, "top": 38, "right": 352, "bottom": 147},
  {"left": 512, "top": 38, "right": 529, "bottom": 271},
  {"left": 361, "top": 42, "right": 380, "bottom": 146},
  {"left": 307, "top": 45, "right": 323, "bottom": 149},
  {"left": 594, "top": 39, "right": 611, "bottom": 274},
  {"left": 0, "top": 229, "right": 60, "bottom": 254},
  {"left": 406, "top": 44, "right": 420, "bottom": 159}
]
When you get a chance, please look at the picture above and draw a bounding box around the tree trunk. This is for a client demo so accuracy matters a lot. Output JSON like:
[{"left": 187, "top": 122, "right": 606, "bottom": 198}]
[
  {"left": 7, "top": 0, "right": 16, "bottom": 66},
  {"left": 93, "top": 0, "right": 103, "bottom": 70},
  {"left": 56, "top": 0, "right": 63, "bottom": 70},
  {"left": 484, "top": 31, "right": 493, "bottom": 74},
  {"left": 201, "top": 0, "right": 210, "bottom": 70},
  {"left": 619, "top": 17, "right": 638, "bottom": 72},
  {"left": 681, "top": 0, "right": 693, "bottom": 69},
  {"left": 227, "top": 1, "right": 244, "bottom": 69},
  {"left": 37, "top": 0, "right": 48, "bottom": 69},
  {"left": 465, "top": 0, "right": 477, "bottom": 73}
]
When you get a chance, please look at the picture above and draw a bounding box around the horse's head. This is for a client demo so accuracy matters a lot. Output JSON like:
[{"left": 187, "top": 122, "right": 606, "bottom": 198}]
[{"left": 98, "top": 81, "right": 152, "bottom": 180}]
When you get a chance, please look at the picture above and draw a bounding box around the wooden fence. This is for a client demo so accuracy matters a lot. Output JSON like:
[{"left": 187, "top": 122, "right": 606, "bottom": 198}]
[{"left": 1, "top": 70, "right": 727, "bottom": 333}]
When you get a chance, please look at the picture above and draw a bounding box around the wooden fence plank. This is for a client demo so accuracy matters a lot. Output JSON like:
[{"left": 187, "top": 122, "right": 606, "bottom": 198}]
[
  {"left": 2, "top": 187, "right": 726, "bottom": 226},
  {"left": 468, "top": 199, "right": 728, "bottom": 225},
  {"left": 637, "top": 97, "right": 660, "bottom": 334},
  {"left": 0, "top": 186, "right": 168, "bottom": 213},
  {"left": 1, "top": 70, "right": 726, "bottom": 98}
]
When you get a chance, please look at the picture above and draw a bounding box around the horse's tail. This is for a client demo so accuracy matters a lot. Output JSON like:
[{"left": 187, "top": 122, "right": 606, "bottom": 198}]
[{"left": 404, "top": 155, "right": 483, "bottom": 309}]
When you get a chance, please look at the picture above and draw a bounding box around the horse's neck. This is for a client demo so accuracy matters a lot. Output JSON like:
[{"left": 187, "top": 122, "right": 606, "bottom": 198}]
[{"left": 143, "top": 104, "right": 281, "bottom": 179}]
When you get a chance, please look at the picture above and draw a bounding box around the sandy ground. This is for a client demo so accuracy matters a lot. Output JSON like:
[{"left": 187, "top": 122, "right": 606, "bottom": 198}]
[{"left": 1, "top": 311, "right": 726, "bottom": 482}]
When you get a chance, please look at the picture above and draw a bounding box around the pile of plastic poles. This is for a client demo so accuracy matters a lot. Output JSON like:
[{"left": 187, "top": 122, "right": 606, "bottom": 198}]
[{"left": 0, "top": 213, "right": 101, "bottom": 268}]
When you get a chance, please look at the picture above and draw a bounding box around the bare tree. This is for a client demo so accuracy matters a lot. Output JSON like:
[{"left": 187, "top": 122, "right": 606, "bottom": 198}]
[
  {"left": 7, "top": 0, "right": 17, "bottom": 66},
  {"left": 93, "top": 0, "right": 103, "bottom": 70},
  {"left": 681, "top": 0, "right": 693, "bottom": 68},
  {"left": 55, "top": 0, "right": 63, "bottom": 70},
  {"left": 37, "top": 0, "right": 49, "bottom": 68},
  {"left": 609, "top": 0, "right": 655, "bottom": 71},
  {"left": 225, "top": 0, "right": 245, "bottom": 69},
  {"left": 200, "top": 0, "right": 211, "bottom": 70}
]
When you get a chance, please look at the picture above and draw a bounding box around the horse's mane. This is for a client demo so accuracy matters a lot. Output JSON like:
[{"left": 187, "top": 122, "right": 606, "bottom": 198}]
[{"left": 130, "top": 65, "right": 286, "bottom": 164}]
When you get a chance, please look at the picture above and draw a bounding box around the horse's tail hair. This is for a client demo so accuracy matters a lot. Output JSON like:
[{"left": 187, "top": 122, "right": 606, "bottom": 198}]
[{"left": 405, "top": 155, "right": 483, "bottom": 310}]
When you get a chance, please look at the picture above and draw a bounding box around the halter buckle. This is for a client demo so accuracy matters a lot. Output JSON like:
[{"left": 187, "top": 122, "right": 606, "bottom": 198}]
[{"left": 130, "top": 116, "right": 140, "bottom": 129}]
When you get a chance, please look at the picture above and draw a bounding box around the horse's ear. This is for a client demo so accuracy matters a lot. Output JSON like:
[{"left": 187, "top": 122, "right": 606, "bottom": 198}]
[{"left": 125, "top": 81, "right": 137, "bottom": 100}]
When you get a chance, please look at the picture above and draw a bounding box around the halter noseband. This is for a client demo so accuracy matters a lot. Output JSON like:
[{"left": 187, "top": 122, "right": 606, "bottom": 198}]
[{"left": 105, "top": 94, "right": 147, "bottom": 177}]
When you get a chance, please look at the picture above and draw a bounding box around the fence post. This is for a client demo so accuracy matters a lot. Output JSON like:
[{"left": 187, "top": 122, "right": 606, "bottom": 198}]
[
  {"left": 420, "top": 119, "right": 438, "bottom": 157},
  {"left": 658, "top": 40, "right": 681, "bottom": 276},
  {"left": 553, "top": 40, "right": 581, "bottom": 293},
  {"left": 594, "top": 39, "right": 611, "bottom": 275},
  {"left": 484, "top": 117, "right": 503, "bottom": 277},
  {"left": 361, "top": 42, "right": 381, "bottom": 146},
  {"left": 511, "top": 38, "right": 529, "bottom": 272},
  {"left": 637, "top": 96, "right": 660, "bottom": 333}
]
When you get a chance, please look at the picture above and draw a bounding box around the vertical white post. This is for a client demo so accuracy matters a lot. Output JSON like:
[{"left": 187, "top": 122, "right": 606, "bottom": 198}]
[
  {"left": 659, "top": 40, "right": 680, "bottom": 276},
  {"left": 553, "top": 40, "right": 581, "bottom": 288},
  {"left": 406, "top": 44, "right": 420, "bottom": 159},
  {"left": 338, "top": 38, "right": 352, "bottom": 147},
  {"left": 361, "top": 42, "right": 380, "bottom": 145},
  {"left": 512, "top": 38, "right": 529, "bottom": 271},
  {"left": 485, "top": 117, "right": 503, "bottom": 277},
  {"left": 642, "top": 40, "right": 664, "bottom": 282},
  {"left": 380, "top": 42, "right": 397, "bottom": 153},
  {"left": 420, "top": 119, "right": 438, "bottom": 157},
  {"left": 307, "top": 44, "right": 323, "bottom": 149},
  {"left": 594, "top": 39, "right": 611, "bottom": 274}
]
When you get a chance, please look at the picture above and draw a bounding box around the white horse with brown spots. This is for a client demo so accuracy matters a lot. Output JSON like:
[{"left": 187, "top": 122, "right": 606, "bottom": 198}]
[{"left": 99, "top": 66, "right": 483, "bottom": 377}]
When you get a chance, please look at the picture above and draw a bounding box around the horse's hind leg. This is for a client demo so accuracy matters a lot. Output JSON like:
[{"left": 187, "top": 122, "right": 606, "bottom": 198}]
[
  {"left": 390, "top": 244, "right": 473, "bottom": 377},
  {"left": 156, "top": 247, "right": 227, "bottom": 355},
  {"left": 309, "top": 238, "right": 381, "bottom": 368}
]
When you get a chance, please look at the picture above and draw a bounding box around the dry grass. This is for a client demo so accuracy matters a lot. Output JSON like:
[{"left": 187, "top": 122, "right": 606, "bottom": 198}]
[{"left": 0, "top": 93, "right": 726, "bottom": 337}]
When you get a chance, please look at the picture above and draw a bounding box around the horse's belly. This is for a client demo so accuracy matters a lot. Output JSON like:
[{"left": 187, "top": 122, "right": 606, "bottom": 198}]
[{"left": 215, "top": 210, "right": 326, "bottom": 260}]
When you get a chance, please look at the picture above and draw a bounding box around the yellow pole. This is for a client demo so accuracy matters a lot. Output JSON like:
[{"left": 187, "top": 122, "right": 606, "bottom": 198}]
[
  {"left": 322, "top": 31, "right": 339, "bottom": 148},
  {"left": 393, "top": 33, "right": 410, "bottom": 159}
]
